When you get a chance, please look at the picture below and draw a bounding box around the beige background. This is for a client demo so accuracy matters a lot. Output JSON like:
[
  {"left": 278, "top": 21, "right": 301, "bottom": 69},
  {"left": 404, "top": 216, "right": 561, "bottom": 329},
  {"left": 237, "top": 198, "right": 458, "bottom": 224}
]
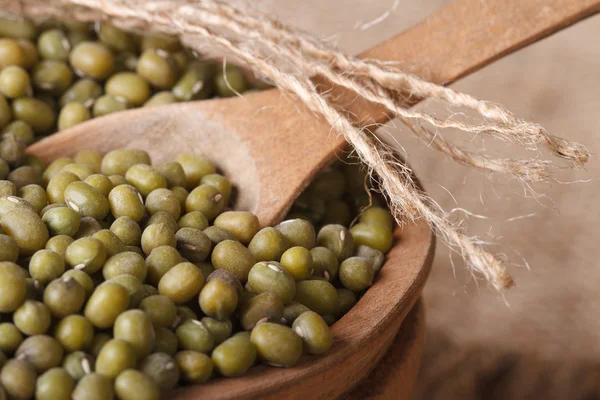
[{"left": 246, "top": 0, "right": 600, "bottom": 397}]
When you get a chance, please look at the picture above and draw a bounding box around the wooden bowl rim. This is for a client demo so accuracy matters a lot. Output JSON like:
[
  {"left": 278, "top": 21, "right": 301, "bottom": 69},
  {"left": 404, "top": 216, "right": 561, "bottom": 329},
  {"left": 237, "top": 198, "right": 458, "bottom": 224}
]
[{"left": 174, "top": 219, "right": 434, "bottom": 399}]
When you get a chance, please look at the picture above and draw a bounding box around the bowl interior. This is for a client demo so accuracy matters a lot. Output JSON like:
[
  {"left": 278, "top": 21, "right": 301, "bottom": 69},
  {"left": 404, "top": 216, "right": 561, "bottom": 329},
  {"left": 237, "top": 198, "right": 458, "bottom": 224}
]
[{"left": 173, "top": 219, "right": 434, "bottom": 399}]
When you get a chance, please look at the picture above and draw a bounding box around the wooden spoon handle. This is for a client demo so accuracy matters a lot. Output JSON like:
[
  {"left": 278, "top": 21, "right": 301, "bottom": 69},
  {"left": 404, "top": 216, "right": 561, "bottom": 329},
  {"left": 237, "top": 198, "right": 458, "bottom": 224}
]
[{"left": 343, "top": 0, "right": 600, "bottom": 124}]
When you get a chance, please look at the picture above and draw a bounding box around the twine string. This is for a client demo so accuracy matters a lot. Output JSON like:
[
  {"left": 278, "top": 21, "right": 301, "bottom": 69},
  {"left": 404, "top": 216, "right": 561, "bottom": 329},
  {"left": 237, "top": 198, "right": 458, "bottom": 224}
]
[{"left": 1, "top": 0, "right": 590, "bottom": 290}]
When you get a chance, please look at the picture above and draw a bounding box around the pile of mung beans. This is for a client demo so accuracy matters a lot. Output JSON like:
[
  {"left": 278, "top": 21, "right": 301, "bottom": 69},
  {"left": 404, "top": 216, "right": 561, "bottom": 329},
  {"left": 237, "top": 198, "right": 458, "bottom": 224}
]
[
  {"left": 0, "top": 17, "right": 263, "bottom": 138},
  {"left": 0, "top": 16, "right": 396, "bottom": 400}
]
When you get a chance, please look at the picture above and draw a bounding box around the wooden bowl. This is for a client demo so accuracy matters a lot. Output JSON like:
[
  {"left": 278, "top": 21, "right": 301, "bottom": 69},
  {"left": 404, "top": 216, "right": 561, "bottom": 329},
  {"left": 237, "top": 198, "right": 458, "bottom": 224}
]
[
  {"left": 173, "top": 220, "right": 434, "bottom": 399},
  {"left": 343, "top": 298, "right": 426, "bottom": 399}
]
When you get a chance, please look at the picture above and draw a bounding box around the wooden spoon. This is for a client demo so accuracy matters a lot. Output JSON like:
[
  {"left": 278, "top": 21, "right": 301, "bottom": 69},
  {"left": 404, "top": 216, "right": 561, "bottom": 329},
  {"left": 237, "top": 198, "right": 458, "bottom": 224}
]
[
  {"left": 29, "top": 0, "right": 600, "bottom": 226},
  {"left": 25, "top": 0, "right": 598, "bottom": 398}
]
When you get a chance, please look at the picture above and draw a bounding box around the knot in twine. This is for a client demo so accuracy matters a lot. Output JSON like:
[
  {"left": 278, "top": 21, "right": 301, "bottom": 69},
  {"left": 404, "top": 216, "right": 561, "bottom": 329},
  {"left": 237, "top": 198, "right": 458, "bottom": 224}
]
[{"left": 3, "top": 0, "right": 590, "bottom": 291}]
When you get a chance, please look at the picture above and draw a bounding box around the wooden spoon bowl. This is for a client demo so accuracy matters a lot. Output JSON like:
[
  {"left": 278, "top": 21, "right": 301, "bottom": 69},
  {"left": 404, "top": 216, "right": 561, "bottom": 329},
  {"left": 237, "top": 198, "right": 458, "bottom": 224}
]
[{"left": 20, "top": 0, "right": 599, "bottom": 398}]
